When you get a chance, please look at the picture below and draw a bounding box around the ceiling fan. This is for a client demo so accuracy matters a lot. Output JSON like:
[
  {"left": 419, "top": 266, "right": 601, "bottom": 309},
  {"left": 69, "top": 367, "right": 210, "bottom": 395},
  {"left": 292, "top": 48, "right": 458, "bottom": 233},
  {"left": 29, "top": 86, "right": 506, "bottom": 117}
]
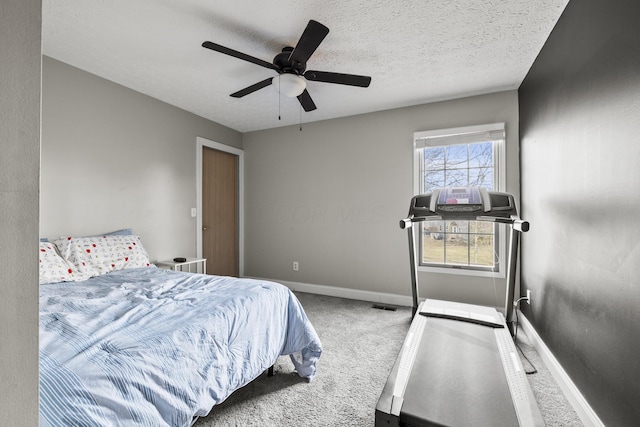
[{"left": 202, "top": 20, "right": 372, "bottom": 112}]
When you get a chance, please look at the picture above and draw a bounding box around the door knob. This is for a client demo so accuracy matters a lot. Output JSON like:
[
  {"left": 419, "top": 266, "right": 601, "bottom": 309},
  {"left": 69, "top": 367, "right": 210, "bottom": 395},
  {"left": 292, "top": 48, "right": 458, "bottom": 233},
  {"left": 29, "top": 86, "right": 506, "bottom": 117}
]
[{"left": 202, "top": 226, "right": 208, "bottom": 231}]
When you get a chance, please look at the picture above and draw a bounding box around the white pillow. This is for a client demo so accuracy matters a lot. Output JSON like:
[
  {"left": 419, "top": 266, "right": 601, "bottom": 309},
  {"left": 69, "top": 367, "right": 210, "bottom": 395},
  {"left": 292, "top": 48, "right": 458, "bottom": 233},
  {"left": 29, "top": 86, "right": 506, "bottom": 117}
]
[
  {"left": 53, "top": 235, "right": 151, "bottom": 278},
  {"left": 39, "top": 242, "right": 76, "bottom": 284}
]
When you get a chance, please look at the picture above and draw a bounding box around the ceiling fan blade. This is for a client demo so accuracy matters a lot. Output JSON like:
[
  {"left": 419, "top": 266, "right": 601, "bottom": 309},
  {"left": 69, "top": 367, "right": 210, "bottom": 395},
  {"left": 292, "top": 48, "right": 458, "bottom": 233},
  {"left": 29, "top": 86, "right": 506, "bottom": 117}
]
[
  {"left": 297, "top": 89, "right": 317, "bottom": 112},
  {"left": 288, "top": 20, "right": 329, "bottom": 66},
  {"left": 304, "top": 70, "right": 372, "bottom": 87},
  {"left": 202, "top": 41, "right": 278, "bottom": 71},
  {"left": 230, "top": 78, "right": 273, "bottom": 98}
]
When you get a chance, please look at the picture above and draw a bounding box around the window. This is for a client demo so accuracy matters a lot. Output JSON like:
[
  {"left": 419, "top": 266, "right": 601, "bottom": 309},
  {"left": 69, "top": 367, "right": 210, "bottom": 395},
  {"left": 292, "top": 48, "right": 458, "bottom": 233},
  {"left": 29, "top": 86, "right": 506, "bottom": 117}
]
[{"left": 414, "top": 123, "right": 506, "bottom": 276}]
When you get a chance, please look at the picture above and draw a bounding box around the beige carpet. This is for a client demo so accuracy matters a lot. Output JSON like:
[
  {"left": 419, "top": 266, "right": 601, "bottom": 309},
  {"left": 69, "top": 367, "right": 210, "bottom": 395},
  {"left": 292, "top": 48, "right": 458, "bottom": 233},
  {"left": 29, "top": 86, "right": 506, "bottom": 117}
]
[{"left": 194, "top": 292, "right": 582, "bottom": 426}]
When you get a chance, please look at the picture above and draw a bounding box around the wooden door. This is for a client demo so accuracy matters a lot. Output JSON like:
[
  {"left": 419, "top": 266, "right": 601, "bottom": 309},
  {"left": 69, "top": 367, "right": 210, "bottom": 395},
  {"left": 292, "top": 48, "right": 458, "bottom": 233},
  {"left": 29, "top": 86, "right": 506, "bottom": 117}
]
[{"left": 202, "top": 146, "right": 238, "bottom": 276}]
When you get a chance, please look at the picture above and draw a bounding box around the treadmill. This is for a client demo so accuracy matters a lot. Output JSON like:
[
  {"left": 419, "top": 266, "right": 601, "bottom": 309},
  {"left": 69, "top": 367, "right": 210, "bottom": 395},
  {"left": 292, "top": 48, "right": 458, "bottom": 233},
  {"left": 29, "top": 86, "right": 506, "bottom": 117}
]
[{"left": 375, "top": 187, "right": 544, "bottom": 426}]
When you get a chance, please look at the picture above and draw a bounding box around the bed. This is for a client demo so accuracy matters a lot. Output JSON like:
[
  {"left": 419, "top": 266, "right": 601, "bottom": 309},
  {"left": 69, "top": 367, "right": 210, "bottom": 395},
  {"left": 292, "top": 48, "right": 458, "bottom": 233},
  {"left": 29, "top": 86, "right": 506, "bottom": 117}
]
[{"left": 38, "top": 233, "right": 322, "bottom": 426}]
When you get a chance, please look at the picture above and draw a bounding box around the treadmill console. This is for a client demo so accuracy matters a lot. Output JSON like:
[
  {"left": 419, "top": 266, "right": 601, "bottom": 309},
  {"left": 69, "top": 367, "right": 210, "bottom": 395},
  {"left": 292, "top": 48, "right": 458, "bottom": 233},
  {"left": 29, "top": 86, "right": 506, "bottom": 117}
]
[
  {"left": 407, "top": 186, "right": 518, "bottom": 221},
  {"left": 434, "top": 186, "right": 485, "bottom": 213}
]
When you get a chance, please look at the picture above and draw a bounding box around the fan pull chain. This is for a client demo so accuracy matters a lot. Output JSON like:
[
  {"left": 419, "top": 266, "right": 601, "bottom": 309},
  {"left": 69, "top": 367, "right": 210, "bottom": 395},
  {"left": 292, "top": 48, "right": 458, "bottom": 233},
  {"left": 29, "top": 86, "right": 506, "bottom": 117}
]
[
  {"left": 278, "top": 75, "right": 281, "bottom": 120},
  {"left": 299, "top": 104, "right": 302, "bottom": 131}
]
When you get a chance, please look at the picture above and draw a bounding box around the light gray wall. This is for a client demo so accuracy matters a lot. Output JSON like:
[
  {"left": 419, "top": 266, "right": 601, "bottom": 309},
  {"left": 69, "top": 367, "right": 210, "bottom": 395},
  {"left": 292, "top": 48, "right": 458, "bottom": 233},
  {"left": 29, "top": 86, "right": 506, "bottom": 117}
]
[
  {"left": 0, "top": 0, "right": 41, "bottom": 424},
  {"left": 243, "top": 90, "right": 520, "bottom": 307},
  {"left": 519, "top": 0, "right": 640, "bottom": 424},
  {"left": 41, "top": 56, "right": 242, "bottom": 261}
]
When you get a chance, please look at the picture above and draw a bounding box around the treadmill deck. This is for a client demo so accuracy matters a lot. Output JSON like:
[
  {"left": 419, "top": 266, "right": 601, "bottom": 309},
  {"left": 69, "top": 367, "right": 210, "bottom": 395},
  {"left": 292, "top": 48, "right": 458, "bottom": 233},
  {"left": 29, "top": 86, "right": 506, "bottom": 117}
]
[{"left": 375, "top": 299, "right": 544, "bottom": 427}]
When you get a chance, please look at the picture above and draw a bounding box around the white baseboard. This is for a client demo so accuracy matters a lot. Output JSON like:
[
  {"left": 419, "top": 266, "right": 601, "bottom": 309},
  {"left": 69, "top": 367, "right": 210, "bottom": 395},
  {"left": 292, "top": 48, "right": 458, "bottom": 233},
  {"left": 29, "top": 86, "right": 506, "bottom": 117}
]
[
  {"left": 246, "top": 276, "right": 509, "bottom": 314},
  {"left": 275, "top": 279, "right": 509, "bottom": 312},
  {"left": 518, "top": 313, "right": 604, "bottom": 427},
  {"left": 244, "top": 276, "right": 414, "bottom": 307}
]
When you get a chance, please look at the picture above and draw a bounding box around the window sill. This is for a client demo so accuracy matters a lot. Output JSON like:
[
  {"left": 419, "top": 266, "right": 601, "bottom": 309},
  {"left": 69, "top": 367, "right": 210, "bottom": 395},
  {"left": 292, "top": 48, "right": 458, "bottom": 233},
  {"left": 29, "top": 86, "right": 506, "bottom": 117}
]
[{"left": 418, "top": 265, "right": 505, "bottom": 279}]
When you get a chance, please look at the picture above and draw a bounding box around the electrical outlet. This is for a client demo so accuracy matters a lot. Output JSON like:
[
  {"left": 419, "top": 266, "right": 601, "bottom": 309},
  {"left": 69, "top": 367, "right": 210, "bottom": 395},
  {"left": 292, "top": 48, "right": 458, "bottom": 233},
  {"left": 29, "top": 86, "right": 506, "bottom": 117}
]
[
  {"left": 526, "top": 289, "right": 531, "bottom": 304},
  {"left": 293, "top": 261, "right": 299, "bottom": 271}
]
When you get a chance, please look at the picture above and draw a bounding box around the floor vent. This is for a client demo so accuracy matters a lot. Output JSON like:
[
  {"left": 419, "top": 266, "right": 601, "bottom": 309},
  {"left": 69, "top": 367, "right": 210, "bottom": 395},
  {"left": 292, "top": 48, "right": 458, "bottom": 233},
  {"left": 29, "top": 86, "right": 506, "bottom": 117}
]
[{"left": 372, "top": 303, "right": 397, "bottom": 311}]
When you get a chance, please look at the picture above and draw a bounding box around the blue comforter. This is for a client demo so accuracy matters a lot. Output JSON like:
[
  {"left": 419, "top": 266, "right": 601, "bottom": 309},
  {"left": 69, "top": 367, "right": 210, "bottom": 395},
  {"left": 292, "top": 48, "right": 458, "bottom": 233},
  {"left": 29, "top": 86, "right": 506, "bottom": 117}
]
[{"left": 39, "top": 267, "right": 322, "bottom": 426}]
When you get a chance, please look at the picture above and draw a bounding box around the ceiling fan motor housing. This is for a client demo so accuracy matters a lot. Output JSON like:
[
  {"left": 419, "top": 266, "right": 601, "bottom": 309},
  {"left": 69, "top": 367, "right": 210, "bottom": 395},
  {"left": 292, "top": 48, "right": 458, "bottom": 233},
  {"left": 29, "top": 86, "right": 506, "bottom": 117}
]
[{"left": 274, "top": 47, "right": 305, "bottom": 75}]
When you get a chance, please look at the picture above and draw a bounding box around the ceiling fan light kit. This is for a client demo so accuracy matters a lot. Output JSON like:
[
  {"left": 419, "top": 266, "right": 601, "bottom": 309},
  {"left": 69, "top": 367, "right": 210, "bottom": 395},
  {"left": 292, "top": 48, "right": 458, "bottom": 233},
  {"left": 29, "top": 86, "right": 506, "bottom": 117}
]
[
  {"left": 272, "top": 74, "right": 306, "bottom": 97},
  {"left": 202, "top": 19, "right": 371, "bottom": 113}
]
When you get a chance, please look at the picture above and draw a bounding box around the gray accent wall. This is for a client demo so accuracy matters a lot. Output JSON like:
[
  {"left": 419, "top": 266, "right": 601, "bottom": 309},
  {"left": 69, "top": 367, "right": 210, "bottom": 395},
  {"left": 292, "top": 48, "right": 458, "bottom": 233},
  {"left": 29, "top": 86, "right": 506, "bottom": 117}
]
[
  {"left": 41, "top": 57, "right": 242, "bottom": 261},
  {"left": 243, "top": 91, "right": 520, "bottom": 307},
  {"left": 0, "top": 0, "right": 41, "bottom": 424},
  {"left": 518, "top": 0, "right": 640, "bottom": 424}
]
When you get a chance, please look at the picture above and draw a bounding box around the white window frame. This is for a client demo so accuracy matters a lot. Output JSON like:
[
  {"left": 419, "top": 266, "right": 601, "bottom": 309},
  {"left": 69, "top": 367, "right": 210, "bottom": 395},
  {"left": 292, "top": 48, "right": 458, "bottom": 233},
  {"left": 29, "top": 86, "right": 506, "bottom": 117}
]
[{"left": 413, "top": 123, "right": 506, "bottom": 278}]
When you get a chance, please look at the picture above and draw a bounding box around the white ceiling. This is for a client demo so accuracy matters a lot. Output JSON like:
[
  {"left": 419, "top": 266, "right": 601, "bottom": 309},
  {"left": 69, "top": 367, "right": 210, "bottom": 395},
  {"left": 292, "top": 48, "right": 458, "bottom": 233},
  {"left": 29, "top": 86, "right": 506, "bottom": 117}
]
[{"left": 42, "top": 0, "right": 569, "bottom": 133}]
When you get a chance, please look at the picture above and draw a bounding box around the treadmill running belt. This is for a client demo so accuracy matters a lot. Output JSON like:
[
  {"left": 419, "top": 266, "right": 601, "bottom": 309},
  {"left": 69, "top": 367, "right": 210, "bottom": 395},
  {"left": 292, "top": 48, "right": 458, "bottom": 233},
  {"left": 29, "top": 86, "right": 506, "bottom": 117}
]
[{"left": 400, "top": 318, "right": 519, "bottom": 427}]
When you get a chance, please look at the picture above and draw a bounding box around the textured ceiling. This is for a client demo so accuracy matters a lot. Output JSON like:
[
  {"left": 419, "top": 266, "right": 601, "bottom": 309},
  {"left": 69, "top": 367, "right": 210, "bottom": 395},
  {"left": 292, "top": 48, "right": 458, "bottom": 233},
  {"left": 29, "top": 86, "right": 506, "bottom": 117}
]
[{"left": 42, "top": 0, "right": 569, "bottom": 133}]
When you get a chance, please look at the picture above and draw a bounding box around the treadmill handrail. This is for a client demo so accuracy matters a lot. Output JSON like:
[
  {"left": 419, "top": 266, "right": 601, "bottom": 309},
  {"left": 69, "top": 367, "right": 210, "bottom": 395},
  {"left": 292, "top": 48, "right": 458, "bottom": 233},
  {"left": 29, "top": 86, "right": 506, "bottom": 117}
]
[
  {"left": 400, "top": 187, "right": 529, "bottom": 332},
  {"left": 400, "top": 215, "right": 529, "bottom": 227}
]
